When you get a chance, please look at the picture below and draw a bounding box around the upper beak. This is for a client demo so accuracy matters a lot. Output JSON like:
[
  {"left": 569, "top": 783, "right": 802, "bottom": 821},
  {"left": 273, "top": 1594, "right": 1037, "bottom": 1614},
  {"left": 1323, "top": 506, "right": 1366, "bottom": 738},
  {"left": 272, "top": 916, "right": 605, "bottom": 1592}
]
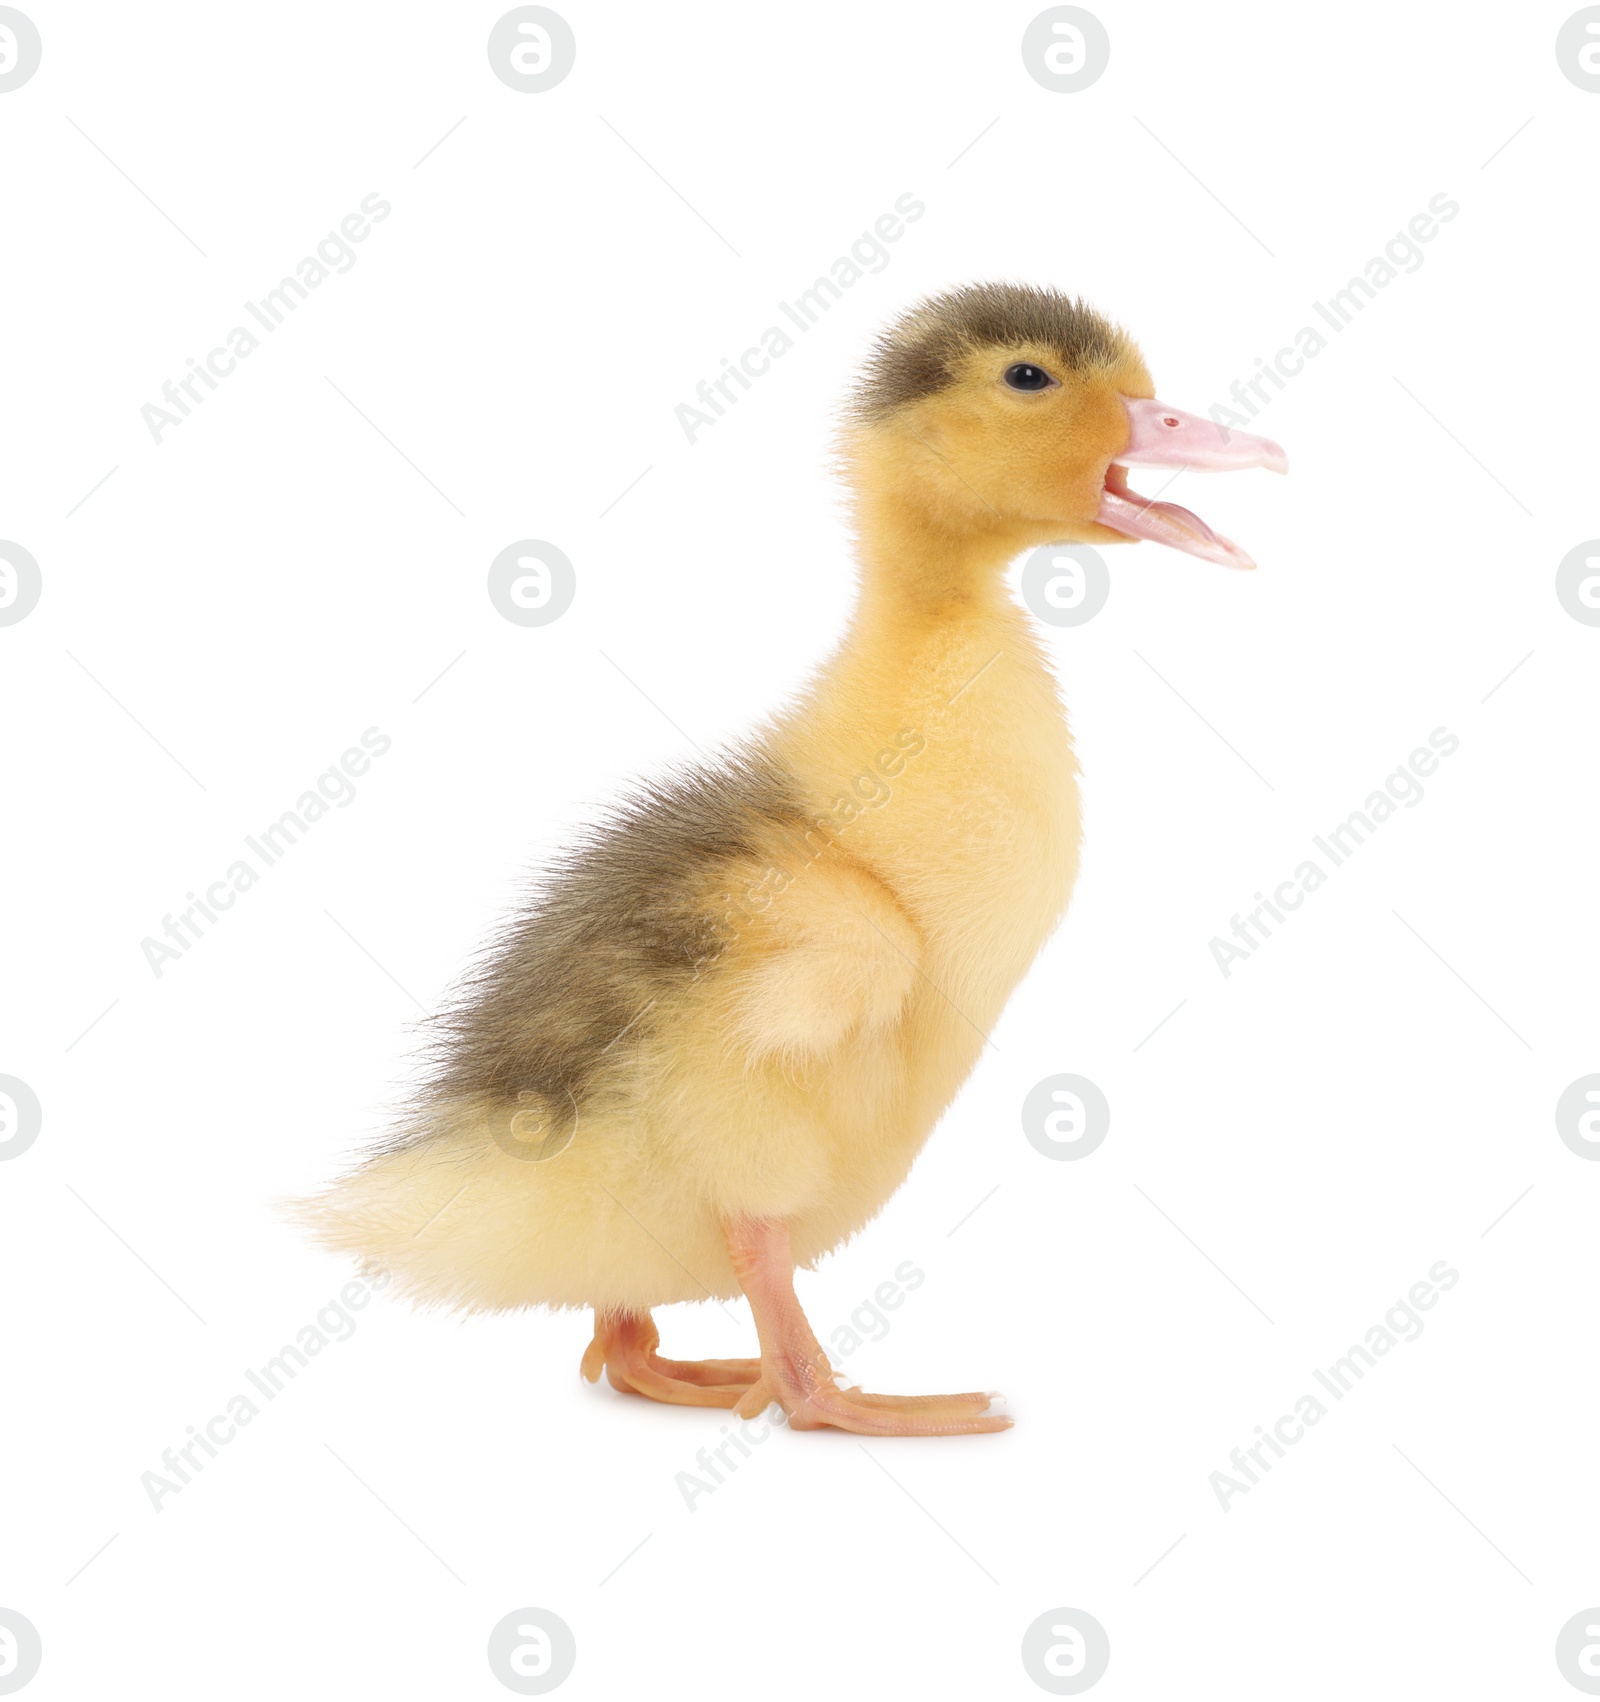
[{"left": 1095, "top": 397, "right": 1288, "bottom": 570}]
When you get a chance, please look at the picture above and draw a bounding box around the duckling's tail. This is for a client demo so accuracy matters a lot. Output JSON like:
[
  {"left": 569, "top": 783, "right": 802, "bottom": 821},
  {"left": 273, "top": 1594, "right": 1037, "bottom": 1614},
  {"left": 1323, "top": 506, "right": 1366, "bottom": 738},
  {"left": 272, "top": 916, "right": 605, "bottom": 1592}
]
[
  {"left": 290, "top": 1094, "right": 571, "bottom": 1312},
  {"left": 289, "top": 1092, "right": 737, "bottom": 1315}
]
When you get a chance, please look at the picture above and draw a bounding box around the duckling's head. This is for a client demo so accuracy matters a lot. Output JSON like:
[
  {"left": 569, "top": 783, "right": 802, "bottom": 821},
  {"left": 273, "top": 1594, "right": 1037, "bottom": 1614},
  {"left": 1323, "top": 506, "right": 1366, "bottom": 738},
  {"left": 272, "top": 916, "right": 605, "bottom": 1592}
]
[{"left": 847, "top": 282, "right": 1285, "bottom": 574}]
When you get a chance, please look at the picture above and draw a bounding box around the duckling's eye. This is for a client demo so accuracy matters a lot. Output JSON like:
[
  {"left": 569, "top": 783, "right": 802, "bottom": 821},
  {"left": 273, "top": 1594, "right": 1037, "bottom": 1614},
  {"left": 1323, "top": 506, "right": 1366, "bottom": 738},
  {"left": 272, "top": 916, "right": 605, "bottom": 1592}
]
[{"left": 1003, "top": 362, "right": 1056, "bottom": 392}]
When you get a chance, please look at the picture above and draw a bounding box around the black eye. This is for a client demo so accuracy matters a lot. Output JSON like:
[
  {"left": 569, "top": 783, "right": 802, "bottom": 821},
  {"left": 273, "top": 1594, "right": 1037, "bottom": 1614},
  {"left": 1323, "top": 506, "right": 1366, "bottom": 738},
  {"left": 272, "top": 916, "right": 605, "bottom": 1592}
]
[{"left": 1003, "top": 362, "right": 1054, "bottom": 392}]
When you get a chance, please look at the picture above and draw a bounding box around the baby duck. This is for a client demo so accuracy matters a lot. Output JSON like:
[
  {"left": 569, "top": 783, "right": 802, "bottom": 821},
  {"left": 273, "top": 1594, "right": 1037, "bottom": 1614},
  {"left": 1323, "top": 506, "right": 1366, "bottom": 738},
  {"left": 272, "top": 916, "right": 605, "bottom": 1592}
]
[{"left": 302, "top": 283, "right": 1285, "bottom": 1436}]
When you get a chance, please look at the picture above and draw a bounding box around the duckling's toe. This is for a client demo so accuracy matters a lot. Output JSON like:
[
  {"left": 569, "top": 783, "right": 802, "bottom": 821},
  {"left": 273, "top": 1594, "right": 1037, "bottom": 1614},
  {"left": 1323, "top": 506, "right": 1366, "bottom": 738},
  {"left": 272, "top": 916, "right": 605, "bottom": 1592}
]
[
  {"left": 582, "top": 1310, "right": 759, "bottom": 1409},
  {"left": 736, "top": 1375, "right": 1011, "bottom": 1436}
]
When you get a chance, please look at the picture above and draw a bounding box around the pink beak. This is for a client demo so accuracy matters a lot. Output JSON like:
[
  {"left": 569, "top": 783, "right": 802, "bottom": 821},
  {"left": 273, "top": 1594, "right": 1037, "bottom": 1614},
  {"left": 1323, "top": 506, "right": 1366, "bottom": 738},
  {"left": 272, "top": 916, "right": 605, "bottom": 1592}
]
[{"left": 1095, "top": 397, "right": 1288, "bottom": 571}]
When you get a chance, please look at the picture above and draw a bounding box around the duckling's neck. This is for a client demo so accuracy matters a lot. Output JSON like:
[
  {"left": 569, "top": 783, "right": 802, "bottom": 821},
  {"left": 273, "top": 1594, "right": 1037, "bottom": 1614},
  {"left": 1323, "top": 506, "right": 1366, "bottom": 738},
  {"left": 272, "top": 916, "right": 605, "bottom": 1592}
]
[
  {"left": 806, "top": 484, "right": 1065, "bottom": 774},
  {"left": 848, "top": 484, "right": 1033, "bottom": 632}
]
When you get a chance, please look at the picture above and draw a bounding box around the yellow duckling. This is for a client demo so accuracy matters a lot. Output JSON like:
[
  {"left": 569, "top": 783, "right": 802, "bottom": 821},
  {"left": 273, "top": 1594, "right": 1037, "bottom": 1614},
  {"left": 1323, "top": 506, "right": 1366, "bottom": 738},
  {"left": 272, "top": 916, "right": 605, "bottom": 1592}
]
[{"left": 300, "top": 283, "right": 1286, "bottom": 1436}]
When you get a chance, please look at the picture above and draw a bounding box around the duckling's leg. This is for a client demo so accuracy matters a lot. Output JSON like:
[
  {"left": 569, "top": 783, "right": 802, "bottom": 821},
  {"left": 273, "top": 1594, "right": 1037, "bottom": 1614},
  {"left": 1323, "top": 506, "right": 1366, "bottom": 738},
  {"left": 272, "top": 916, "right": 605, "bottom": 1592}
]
[
  {"left": 725, "top": 1217, "right": 1010, "bottom": 1436},
  {"left": 580, "top": 1310, "right": 759, "bottom": 1408}
]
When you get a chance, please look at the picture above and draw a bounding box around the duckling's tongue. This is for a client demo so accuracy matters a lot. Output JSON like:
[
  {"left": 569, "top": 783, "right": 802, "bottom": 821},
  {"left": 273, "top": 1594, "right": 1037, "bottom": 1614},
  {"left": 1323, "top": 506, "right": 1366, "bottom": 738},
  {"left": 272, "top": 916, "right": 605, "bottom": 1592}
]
[{"left": 1095, "top": 398, "right": 1288, "bottom": 571}]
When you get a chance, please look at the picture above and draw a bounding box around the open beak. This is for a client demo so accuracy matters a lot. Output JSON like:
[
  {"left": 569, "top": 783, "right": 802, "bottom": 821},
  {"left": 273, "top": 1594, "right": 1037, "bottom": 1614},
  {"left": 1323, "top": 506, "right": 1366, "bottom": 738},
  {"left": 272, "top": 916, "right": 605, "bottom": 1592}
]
[{"left": 1095, "top": 397, "right": 1288, "bottom": 571}]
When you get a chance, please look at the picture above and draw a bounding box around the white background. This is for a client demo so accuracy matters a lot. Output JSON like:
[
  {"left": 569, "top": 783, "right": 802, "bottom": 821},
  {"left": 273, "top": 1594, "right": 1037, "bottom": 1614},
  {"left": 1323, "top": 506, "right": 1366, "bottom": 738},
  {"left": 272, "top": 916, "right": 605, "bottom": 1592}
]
[{"left": 4, "top": 1, "right": 1598, "bottom": 1696}]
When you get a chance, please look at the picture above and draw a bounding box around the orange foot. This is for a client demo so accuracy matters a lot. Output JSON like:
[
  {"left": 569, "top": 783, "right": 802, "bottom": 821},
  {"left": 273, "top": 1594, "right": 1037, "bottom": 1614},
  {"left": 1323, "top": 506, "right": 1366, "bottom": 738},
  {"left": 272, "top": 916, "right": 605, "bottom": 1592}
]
[
  {"left": 726, "top": 1217, "right": 1011, "bottom": 1437},
  {"left": 581, "top": 1310, "right": 759, "bottom": 1409}
]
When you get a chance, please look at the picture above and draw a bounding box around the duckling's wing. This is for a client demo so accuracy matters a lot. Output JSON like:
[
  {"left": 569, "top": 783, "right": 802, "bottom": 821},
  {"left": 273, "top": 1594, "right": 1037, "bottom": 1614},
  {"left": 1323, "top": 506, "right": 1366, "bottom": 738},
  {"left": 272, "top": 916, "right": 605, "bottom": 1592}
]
[{"left": 716, "top": 854, "right": 923, "bottom": 1065}]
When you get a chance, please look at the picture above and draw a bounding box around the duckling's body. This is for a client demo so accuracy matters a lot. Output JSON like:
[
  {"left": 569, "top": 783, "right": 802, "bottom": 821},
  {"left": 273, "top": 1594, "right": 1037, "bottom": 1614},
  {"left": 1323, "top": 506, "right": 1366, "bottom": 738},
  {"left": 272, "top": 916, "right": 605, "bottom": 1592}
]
[
  {"left": 312, "top": 584, "right": 1076, "bottom": 1312},
  {"left": 304, "top": 284, "right": 1284, "bottom": 1434}
]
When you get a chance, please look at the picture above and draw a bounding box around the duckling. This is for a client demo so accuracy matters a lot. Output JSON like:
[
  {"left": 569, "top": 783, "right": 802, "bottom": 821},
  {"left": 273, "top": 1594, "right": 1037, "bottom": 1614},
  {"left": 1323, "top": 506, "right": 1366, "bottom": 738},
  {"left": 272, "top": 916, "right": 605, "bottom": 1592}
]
[{"left": 300, "top": 283, "right": 1286, "bottom": 1436}]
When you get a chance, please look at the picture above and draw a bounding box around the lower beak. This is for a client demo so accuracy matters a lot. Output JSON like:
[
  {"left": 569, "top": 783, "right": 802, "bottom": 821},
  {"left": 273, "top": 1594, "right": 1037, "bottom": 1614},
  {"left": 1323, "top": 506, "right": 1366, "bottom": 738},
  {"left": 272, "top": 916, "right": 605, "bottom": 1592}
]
[{"left": 1094, "top": 397, "right": 1288, "bottom": 571}]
